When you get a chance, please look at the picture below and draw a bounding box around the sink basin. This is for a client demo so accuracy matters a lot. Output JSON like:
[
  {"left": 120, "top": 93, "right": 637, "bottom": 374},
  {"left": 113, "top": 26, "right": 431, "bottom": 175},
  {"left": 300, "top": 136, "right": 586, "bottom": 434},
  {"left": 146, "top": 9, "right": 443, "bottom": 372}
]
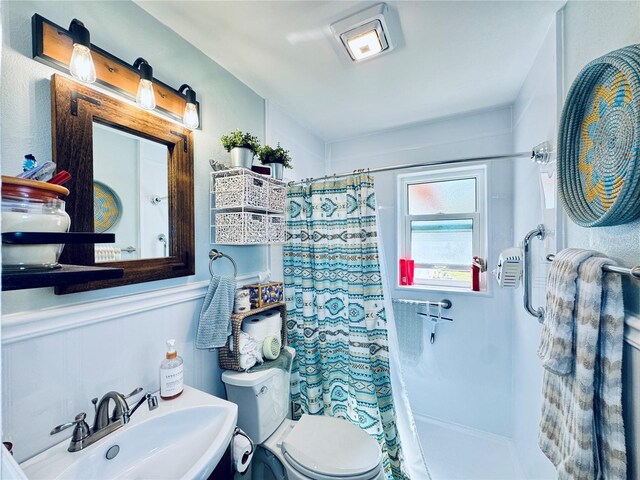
[{"left": 21, "top": 386, "right": 238, "bottom": 480}]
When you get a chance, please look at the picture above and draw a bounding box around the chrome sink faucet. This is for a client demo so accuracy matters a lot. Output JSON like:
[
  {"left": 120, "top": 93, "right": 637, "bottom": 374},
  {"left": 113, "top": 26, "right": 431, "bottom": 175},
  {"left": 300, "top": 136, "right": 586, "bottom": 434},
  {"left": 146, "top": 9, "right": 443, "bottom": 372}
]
[
  {"left": 93, "top": 389, "right": 135, "bottom": 430},
  {"left": 50, "top": 387, "right": 158, "bottom": 452}
]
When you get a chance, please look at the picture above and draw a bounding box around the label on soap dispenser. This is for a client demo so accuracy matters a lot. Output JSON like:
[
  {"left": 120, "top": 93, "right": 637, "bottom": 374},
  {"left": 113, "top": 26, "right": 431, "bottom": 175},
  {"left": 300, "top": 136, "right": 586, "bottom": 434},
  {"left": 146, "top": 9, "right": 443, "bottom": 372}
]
[{"left": 160, "top": 364, "right": 184, "bottom": 398}]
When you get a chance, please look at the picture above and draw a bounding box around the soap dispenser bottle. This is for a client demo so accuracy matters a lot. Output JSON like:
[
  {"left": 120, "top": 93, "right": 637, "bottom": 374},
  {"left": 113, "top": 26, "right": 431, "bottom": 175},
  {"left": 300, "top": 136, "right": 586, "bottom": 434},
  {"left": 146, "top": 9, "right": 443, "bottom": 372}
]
[{"left": 160, "top": 339, "right": 184, "bottom": 400}]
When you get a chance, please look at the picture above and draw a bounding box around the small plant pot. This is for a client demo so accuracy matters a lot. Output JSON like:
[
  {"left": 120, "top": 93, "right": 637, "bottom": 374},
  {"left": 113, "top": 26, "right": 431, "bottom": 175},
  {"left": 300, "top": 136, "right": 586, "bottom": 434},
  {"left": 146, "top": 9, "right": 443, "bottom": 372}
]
[
  {"left": 229, "top": 147, "right": 254, "bottom": 169},
  {"left": 269, "top": 162, "right": 284, "bottom": 180}
]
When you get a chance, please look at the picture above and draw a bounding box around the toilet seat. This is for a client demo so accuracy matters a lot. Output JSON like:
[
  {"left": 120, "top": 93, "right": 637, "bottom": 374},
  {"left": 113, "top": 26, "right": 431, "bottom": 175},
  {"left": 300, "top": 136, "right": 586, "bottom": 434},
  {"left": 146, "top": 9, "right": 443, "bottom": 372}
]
[
  {"left": 283, "top": 452, "right": 381, "bottom": 480},
  {"left": 281, "top": 415, "right": 382, "bottom": 480}
]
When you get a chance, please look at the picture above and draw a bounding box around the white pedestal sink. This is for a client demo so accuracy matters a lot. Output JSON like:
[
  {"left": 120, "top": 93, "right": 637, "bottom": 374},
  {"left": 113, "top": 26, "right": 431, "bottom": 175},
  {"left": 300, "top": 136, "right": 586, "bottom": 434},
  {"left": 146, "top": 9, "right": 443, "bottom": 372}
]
[{"left": 21, "top": 386, "right": 238, "bottom": 480}]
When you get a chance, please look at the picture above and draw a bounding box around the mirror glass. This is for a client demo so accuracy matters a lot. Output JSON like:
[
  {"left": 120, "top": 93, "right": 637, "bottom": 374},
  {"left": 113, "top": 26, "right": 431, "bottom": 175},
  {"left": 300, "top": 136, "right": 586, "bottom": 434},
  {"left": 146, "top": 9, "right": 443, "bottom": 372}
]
[{"left": 92, "top": 123, "right": 169, "bottom": 262}]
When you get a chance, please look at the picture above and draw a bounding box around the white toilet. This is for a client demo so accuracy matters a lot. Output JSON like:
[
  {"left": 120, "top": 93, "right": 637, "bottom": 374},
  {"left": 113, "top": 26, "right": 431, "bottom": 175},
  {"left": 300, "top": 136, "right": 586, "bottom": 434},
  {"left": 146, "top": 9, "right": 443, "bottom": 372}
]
[{"left": 222, "top": 347, "right": 385, "bottom": 480}]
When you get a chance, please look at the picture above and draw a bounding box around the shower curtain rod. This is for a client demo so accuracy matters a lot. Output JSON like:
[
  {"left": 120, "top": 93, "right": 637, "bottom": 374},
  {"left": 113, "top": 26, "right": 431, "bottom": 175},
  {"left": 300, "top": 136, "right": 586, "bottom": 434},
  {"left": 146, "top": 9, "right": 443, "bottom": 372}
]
[{"left": 289, "top": 141, "right": 552, "bottom": 186}]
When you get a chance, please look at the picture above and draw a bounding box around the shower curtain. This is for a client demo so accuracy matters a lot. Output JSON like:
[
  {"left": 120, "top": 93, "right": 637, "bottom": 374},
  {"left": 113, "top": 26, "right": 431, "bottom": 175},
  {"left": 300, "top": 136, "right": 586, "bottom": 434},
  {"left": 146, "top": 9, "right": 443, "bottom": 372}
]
[{"left": 283, "top": 174, "right": 419, "bottom": 480}]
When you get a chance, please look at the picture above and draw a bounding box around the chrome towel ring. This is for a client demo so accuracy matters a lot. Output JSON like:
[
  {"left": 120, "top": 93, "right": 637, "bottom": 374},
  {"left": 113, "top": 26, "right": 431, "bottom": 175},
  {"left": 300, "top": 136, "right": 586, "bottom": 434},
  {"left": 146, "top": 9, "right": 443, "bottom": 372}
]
[{"left": 209, "top": 249, "right": 238, "bottom": 277}]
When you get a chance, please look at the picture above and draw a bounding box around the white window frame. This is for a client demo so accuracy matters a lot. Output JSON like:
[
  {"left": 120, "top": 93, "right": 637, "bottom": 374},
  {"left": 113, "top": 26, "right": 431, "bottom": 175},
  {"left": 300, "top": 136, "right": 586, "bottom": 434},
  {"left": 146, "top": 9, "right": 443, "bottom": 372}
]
[{"left": 397, "top": 165, "right": 487, "bottom": 291}]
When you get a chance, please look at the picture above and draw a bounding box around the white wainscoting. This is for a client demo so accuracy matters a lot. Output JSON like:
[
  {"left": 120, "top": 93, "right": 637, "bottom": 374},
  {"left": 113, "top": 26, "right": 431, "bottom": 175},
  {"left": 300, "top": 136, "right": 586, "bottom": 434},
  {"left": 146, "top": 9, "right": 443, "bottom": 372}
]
[{"left": 2, "top": 274, "right": 258, "bottom": 463}]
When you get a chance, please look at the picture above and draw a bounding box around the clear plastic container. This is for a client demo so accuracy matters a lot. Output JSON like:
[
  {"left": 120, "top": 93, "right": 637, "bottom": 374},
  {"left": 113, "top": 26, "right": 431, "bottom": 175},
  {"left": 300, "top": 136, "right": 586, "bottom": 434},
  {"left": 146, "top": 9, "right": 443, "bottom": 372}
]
[{"left": 1, "top": 176, "right": 71, "bottom": 271}]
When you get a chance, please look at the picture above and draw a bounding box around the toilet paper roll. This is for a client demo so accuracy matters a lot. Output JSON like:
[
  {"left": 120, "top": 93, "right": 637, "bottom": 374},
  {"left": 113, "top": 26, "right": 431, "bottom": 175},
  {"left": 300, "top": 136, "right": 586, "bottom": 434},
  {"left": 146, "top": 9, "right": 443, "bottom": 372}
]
[
  {"left": 261, "top": 311, "right": 282, "bottom": 338},
  {"left": 233, "top": 428, "right": 254, "bottom": 474},
  {"left": 242, "top": 314, "right": 270, "bottom": 347},
  {"left": 234, "top": 289, "right": 251, "bottom": 313}
]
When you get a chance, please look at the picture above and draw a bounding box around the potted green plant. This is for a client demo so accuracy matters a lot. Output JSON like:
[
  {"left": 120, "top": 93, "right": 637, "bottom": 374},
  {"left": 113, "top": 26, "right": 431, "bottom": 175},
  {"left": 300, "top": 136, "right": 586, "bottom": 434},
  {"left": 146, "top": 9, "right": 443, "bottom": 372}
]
[
  {"left": 220, "top": 129, "right": 261, "bottom": 169},
  {"left": 258, "top": 143, "right": 292, "bottom": 180}
]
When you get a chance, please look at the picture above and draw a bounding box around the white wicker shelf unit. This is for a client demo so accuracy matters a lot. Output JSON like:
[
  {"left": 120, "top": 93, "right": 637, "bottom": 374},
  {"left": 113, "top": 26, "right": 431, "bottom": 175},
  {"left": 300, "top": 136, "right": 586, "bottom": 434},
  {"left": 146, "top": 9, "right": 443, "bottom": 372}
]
[{"left": 210, "top": 168, "right": 286, "bottom": 245}]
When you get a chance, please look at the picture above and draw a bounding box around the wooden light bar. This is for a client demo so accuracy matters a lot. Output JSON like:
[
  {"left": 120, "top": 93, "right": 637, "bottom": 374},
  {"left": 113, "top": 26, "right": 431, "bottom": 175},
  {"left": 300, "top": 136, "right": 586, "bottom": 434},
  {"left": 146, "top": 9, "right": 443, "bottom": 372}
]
[{"left": 31, "top": 13, "right": 199, "bottom": 127}]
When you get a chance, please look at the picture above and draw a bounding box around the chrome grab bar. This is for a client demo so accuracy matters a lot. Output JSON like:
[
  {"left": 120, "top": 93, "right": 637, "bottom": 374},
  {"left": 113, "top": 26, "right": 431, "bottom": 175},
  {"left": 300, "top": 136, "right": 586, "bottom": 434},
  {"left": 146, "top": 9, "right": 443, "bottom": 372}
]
[
  {"left": 392, "top": 298, "right": 452, "bottom": 309},
  {"left": 523, "top": 224, "right": 546, "bottom": 323}
]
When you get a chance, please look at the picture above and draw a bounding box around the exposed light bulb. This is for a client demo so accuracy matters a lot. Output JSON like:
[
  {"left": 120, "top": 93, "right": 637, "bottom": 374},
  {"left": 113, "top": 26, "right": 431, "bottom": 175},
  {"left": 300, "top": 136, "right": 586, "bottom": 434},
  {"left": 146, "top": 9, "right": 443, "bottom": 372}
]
[
  {"left": 136, "top": 79, "right": 156, "bottom": 110},
  {"left": 69, "top": 44, "right": 96, "bottom": 84},
  {"left": 68, "top": 19, "right": 96, "bottom": 83},
  {"left": 183, "top": 102, "right": 199, "bottom": 129},
  {"left": 178, "top": 84, "right": 199, "bottom": 129}
]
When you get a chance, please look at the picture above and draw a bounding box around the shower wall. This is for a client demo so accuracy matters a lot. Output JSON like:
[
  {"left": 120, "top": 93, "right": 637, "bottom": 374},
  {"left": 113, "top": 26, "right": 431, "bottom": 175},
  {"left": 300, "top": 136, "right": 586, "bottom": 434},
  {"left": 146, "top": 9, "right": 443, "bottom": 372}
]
[
  {"left": 328, "top": 107, "right": 516, "bottom": 436},
  {"left": 511, "top": 12, "right": 561, "bottom": 480}
]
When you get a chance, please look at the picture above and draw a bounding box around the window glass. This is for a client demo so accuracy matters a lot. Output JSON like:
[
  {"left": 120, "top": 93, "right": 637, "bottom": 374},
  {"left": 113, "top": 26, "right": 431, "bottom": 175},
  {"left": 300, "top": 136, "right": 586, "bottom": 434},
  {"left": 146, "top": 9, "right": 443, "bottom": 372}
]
[
  {"left": 413, "top": 265, "right": 473, "bottom": 286},
  {"left": 410, "top": 219, "right": 473, "bottom": 265},
  {"left": 410, "top": 219, "right": 473, "bottom": 287},
  {"left": 399, "top": 167, "right": 485, "bottom": 291},
  {"left": 408, "top": 178, "right": 476, "bottom": 215}
]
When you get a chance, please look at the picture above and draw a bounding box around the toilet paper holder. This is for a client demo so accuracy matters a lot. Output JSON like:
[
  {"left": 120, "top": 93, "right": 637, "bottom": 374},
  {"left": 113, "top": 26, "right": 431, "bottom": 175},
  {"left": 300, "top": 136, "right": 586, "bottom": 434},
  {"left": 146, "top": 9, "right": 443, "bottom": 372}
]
[{"left": 233, "top": 426, "right": 254, "bottom": 468}]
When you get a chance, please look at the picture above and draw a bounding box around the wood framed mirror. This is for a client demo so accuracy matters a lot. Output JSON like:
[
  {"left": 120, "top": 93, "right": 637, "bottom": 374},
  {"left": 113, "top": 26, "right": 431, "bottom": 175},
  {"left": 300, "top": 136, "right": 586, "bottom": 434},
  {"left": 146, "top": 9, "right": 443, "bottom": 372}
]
[{"left": 51, "top": 74, "right": 195, "bottom": 294}]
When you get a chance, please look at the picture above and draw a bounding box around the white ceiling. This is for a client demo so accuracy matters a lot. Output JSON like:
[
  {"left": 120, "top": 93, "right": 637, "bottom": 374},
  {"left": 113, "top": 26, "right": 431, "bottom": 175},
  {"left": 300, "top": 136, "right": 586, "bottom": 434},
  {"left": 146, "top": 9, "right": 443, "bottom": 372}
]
[{"left": 136, "top": 1, "right": 565, "bottom": 142}]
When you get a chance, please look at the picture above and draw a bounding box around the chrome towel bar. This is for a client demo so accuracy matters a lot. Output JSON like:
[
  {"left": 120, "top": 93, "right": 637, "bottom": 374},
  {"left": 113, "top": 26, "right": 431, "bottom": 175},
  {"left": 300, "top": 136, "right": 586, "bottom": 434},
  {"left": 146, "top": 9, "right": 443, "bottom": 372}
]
[
  {"left": 392, "top": 298, "right": 452, "bottom": 344},
  {"left": 546, "top": 254, "right": 640, "bottom": 280},
  {"left": 392, "top": 298, "right": 452, "bottom": 309},
  {"left": 523, "top": 223, "right": 640, "bottom": 324}
]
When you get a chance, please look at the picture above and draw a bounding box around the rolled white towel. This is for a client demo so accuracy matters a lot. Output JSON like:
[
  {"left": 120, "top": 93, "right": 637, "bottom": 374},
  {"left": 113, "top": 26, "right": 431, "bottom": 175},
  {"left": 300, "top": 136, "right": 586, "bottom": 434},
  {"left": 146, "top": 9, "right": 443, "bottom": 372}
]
[
  {"left": 238, "top": 331, "right": 258, "bottom": 355},
  {"left": 238, "top": 353, "right": 257, "bottom": 371},
  {"left": 230, "top": 331, "right": 255, "bottom": 353}
]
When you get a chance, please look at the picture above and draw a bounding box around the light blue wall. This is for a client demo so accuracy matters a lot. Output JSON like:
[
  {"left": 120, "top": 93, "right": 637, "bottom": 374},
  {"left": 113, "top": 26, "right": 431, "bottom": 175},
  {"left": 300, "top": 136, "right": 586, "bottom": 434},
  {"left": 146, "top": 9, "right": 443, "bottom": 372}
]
[
  {"left": 265, "top": 100, "right": 327, "bottom": 281},
  {"left": 562, "top": 0, "right": 640, "bottom": 315},
  {"left": 1, "top": 0, "right": 267, "bottom": 313}
]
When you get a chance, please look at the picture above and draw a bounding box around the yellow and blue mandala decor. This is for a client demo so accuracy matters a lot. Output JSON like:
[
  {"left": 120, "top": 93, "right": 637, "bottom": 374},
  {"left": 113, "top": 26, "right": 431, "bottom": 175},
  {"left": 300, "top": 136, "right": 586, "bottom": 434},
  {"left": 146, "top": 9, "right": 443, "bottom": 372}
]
[
  {"left": 558, "top": 45, "right": 640, "bottom": 227},
  {"left": 93, "top": 181, "right": 122, "bottom": 233}
]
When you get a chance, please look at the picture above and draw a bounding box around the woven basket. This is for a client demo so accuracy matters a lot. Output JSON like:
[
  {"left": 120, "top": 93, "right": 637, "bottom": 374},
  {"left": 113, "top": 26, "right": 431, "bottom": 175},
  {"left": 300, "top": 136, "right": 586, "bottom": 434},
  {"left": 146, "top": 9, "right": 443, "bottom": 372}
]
[
  {"left": 558, "top": 44, "right": 640, "bottom": 227},
  {"left": 218, "top": 302, "right": 287, "bottom": 371}
]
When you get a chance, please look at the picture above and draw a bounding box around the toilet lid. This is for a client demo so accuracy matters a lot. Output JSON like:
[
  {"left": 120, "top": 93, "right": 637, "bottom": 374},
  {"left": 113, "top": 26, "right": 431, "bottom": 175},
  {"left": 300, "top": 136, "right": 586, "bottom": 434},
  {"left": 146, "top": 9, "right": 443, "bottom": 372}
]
[{"left": 282, "top": 415, "right": 382, "bottom": 478}]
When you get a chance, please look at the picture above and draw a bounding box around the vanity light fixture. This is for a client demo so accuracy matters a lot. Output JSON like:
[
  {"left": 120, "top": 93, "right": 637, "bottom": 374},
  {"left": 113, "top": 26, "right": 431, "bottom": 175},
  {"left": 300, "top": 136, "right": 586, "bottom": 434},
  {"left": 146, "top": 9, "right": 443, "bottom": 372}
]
[
  {"left": 32, "top": 14, "right": 200, "bottom": 127},
  {"left": 178, "top": 84, "right": 199, "bottom": 130},
  {"left": 331, "top": 3, "right": 396, "bottom": 62},
  {"left": 133, "top": 57, "right": 156, "bottom": 110},
  {"left": 68, "top": 19, "right": 96, "bottom": 83}
]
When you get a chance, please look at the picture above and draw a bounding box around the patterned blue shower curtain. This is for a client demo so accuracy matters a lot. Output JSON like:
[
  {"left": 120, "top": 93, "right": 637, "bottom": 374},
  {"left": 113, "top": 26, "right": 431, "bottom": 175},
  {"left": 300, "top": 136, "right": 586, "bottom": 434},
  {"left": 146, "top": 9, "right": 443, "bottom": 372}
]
[{"left": 283, "top": 174, "right": 408, "bottom": 480}]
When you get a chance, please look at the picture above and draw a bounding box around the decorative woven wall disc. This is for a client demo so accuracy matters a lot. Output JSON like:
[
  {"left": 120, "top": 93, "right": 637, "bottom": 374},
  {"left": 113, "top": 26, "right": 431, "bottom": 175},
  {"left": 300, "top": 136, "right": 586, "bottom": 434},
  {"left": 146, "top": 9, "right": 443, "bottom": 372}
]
[
  {"left": 558, "top": 45, "right": 640, "bottom": 227},
  {"left": 93, "top": 181, "right": 122, "bottom": 233}
]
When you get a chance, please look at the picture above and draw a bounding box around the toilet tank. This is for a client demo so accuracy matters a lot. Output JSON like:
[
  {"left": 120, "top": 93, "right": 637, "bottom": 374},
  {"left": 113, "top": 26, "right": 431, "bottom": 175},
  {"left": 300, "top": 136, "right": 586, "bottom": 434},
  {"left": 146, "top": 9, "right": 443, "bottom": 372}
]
[{"left": 221, "top": 347, "right": 294, "bottom": 444}]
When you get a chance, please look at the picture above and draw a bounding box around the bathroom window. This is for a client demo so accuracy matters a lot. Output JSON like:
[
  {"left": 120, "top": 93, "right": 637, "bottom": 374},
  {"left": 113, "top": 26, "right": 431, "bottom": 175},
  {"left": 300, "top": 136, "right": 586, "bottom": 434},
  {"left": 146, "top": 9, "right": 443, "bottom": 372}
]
[{"left": 398, "top": 166, "right": 486, "bottom": 290}]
